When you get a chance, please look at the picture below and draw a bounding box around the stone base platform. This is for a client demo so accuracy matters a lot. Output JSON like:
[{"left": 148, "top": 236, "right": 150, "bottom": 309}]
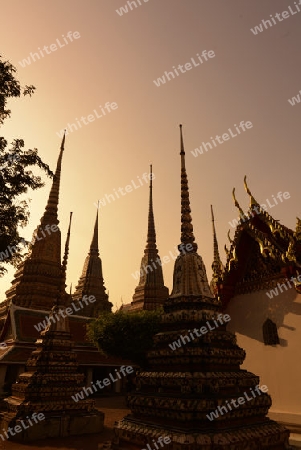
[
  {"left": 112, "top": 416, "right": 290, "bottom": 450},
  {"left": 0, "top": 411, "right": 104, "bottom": 442}
]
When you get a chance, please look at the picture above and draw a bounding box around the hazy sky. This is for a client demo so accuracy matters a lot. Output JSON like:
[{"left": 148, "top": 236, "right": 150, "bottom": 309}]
[{"left": 1, "top": 0, "right": 301, "bottom": 309}]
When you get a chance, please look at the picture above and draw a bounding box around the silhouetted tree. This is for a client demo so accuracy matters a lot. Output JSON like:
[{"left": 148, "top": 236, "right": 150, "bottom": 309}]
[
  {"left": 87, "top": 309, "right": 162, "bottom": 368},
  {"left": 0, "top": 55, "right": 53, "bottom": 275}
]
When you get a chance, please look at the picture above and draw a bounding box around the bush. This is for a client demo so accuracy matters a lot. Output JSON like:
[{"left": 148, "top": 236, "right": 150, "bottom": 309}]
[{"left": 87, "top": 309, "right": 162, "bottom": 368}]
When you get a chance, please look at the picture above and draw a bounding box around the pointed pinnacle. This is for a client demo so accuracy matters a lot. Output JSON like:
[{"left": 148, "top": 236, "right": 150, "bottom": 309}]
[
  {"left": 211, "top": 205, "right": 220, "bottom": 260},
  {"left": 146, "top": 164, "right": 157, "bottom": 251},
  {"left": 179, "top": 125, "right": 197, "bottom": 253},
  {"left": 41, "top": 131, "right": 66, "bottom": 226},
  {"left": 90, "top": 208, "right": 99, "bottom": 255},
  {"left": 58, "top": 211, "right": 73, "bottom": 305},
  {"left": 211, "top": 205, "right": 223, "bottom": 276}
]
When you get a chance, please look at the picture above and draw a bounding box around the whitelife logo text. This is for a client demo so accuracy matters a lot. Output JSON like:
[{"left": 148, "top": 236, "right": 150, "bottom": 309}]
[
  {"left": 94, "top": 171, "right": 154, "bottom": 209},
  {"left": 169, "top": 314, "right": 231, "bottom": 351},
  {"left": 72, "top": 366, "right": 134, "bottom": 402},
  {"left": 191, "top": 121, "right": 253, "bottom": 157},
  {"left": 250, "top": 1, "right": 301, "bottom": 35},
  {"left": 56, "top": 102, "right": 118, "bottom": 138},
  {"left": 206, "top": 385, "right": 269, "bottom": 421},
  {"left": 19, "top": 31, "right": 80, "bottom": 67},
  {"left": 153, "top": 50, "right": 215, "bottom": 87},
  {"left": 131, "top": 243, "right": 192, "bottom": 280},
  {"left": 34, "top": 295, "right": 96, "bottom": 332},
  {"left": 116, "top": 0, "right": 150, "bottom": 17}
]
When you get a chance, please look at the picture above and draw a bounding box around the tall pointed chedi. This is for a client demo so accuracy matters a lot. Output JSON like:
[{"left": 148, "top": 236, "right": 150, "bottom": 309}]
[
  {"left": 4, "top": 134, "right": 66, "bottom": 311},
  {"left": 210, "top": 205, "right": 224, "bottom": 296},
  {"left": 1, "top": 212, "right": 104, "bottom": 441},
  {"left": 112, "top": 125, "right": 289, "bottom": 450},
  {"left": 72, "top": 207, "right": 112, "bottom": 316},
  {"left": 170, "top": 126, "right": 213, "bottom": 299},
  {"left": 130, "top": 165, "right": 169, "bottom": 311}
]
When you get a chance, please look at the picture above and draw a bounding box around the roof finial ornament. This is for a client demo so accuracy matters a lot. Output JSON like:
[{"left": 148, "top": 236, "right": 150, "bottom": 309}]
[
  {"left": 295, "top": 217, "right": 301, "bottom": 240},
  {"left": 232, "top": 188, "right": 245, "bottom": 217},
  {"left": 224, "top": 244, "right": 229, "bottom": 257},
  {"left": 244, "top": 175, "right": 258, "bottom": 208},
  {"left": 227, "top": 229, "right": 233, "bottom": 244},
  {"left": 179, "top": 124, "right": 197, "bottom": 253}
]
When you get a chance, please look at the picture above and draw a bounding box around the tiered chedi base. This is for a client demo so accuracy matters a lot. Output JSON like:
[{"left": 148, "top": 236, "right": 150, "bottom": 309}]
[
  {"left": 1, "top": 305, "right": 104, "bottom": 441},
  {"left": 112, "top": 294, "right": 289, "bottom": 449},
  {"left": 131, "top": 285, "right": 169, "bottom": 312}
]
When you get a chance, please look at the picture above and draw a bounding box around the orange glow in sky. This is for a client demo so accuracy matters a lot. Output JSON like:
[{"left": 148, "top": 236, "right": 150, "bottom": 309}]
[{"left": 1, "top": 0, "right": 301, "bottom": 309}]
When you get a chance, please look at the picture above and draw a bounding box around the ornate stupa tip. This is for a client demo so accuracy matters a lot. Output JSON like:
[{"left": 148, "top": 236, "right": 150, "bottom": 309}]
[
  {"left": 170, "top": 126, "right": 213, "bottom": 299},
  {"left": 58, "top": 211, "right": 73, "bottom": 305},
  {"left": 150, "top": 163, "right": 153, "bottom": 188},
  {"left": 41, "top": 131, "right": 66, "bottom": 226},
  {"left": 62, "top": 212, "right": 73, "bottom": 272},
  {"left": 211, "top": 205, "right": 219, "bottom": 257},
  {"left": 179, "top": 124, "right": 197, "bottom": 253},
  {"left": 211, "top": 205, "right": 223, "bottom": 278},
  {"left": 232, "top": 187, "right": 245, "bottom": 218},
  {"left": 145, "top": 163, "right": 157, "bottom": 252},
  {"left": 179, "top": 124, "right": 185, "bottom": 161},
  {"left": 244, "top": 175, "right": 259, "bottom": 209},
  {"left": 90, "top": 207, "right": 99, "bottom": 256},
  {"left": 61, "top": 130, "right": 66, "bottom": 149}
]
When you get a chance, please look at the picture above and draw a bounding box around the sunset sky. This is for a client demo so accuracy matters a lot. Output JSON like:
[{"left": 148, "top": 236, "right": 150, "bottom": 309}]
[{"left": 1, "top": 0, "right": 301, "bottom": 309}]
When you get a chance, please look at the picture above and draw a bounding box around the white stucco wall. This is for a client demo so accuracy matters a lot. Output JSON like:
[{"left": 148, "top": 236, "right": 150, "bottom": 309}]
[{"left": 225, "top": 283, "right": 301, "bottom": 417}]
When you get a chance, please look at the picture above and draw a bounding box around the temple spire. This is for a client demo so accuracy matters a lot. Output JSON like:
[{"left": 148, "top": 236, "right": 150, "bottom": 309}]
[
  {"left": 211, "top": 205, "right": 223, "bottom": 283},
  {"left": 179, "top": 124, "right": 197, "bottom": 253},
  {"left": 5, "top": 134, "right": 66, "bottom": 311},
  {"left": 41, "top": 131, "right": 65, "bottom": 226},
  {"left": 146, "top": 165, "right": 156, "bottom": 251},
  {"left": 130, "top": 165, "right": 169, "bottom": 311},
  {"left": 90, "top": 207, "right": 99, "bottom": 256},
  {"left": 58, "top": 212, "right": 73, "bottom": 305},
  {"left": 170, "top": 126, "right": 213, "bottom": 298},
  {"left": 62, "top": 212, "right": 72, "bottom": 275},
  {"left": 72, "top": 211, "right": 112, "bottom": 316},
  {"left": 211, "top": 206, "right": 222, "bottom": 266}
]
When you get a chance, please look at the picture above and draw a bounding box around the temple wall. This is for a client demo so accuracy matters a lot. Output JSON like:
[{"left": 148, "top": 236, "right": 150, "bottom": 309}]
[{"left": 225, "top": 285, "right": 301, "bottom": 421}]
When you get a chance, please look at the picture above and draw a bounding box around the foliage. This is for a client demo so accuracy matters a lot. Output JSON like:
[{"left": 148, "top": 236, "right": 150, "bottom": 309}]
[
  {"left": 0, "top": 55, "right": 53, "bottom": 275},
  {"left": 0, "top": 57, "right": 35, "bottom": 125},
  {"left": 87, "top": 309, "right": 162, "bottom": 368}
]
